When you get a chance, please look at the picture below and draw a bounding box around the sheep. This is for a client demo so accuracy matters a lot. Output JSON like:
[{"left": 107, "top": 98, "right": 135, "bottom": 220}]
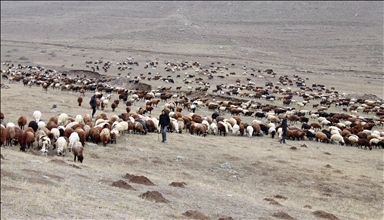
[
  {"left": 58, "top": 113, "right": 69, "bottom": 126},
  {"left": 356, "top": 138, "right": 371, "bottom": 150},
  {"left": 348, "top": 135, "right": 359, "bottom": 146},
  {"left": 330, "top": 134, "right": 345, "bottom": 146},
  {"left": 209, "top": 122, "right": 218, "bottom": 135},
  {"left": 38, "top": 121, "right": 46, "bottom": 130},
  {"left": 369, "top": 138, "right": 383, "bottom": 149},
  {"left": 28, "top": 120, "right": 38, "bottom": 132},
  {"left": 5, "top": 125, "right": 15, "bottom": 146},
  {"left": 68, "top": 132, "right": 80, "bottom": 152},
  {"left": 17, "top": 116, "right": 27, "bottom": 130},
  {"left": 0, "top": 126, "right": 6, "bottom": 147},
  {"left": 100, "top": 127, "right": 111, "bottom": 146},
  {"left": 110, "top": 128, "right": 118, "bottom": 144},
  {"left": 39, "top": 135, "right": 52, "bottom": 154},
  {"left": 75, "top": 128, "right": 86, "bottom": 146},
  {"left": 315, "top": 131, "right": 329, "bottom": 143},
  {"left": 18, "top": 130, "right": 35, "bottom": 152},
  {"left": 232, "top": 124, "right": 240, "bottom": 135},
  {"left": 55, "top": 136, "right": 68, "bottom": 156},
  {"left": 33, "top": 110, "right": 42, "bottom": 122},
  {"left": 246, "top": 125, "right": 254, "bottom": 138},
  {"left": 75, "top": 115, "right": 84, "bottom": 124},
  {"left": 77, "top": 96, "right": 83, "bottom": 106},
  {"left": 72, "top": 141, "right": 84, "bottom": 163}
]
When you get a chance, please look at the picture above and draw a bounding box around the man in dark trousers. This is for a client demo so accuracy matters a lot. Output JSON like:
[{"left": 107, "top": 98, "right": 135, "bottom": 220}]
[
  {"left": 279, "top": 118, "right": 288, "bottom": 144},
  {"left": 90, "top": 94, "right": 97, "bottom": 118},
  {"left": 158, "top": 110, "right": 170, "bottom": 143}
]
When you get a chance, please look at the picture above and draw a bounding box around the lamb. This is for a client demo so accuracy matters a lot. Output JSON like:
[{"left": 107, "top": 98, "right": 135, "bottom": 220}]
[
  {"left": 17, "top": 116, "right": 27, "bottom": 130},
  {"left": 33, "top": 110, "right": 42, "bottom": 122},
  {"left": 72, "top": 141, "right": 84, "bottom": 163},
  {"left": 330, "top": 134, "right": 345, "bottom": 146}
]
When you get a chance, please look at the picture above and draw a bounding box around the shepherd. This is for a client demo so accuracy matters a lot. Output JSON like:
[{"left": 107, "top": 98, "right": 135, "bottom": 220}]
[
  {"left": 90, "top": 94, "right": 97, "bottom": 118},
  {"left": 158, "top": 110, "right": 170, "bottom": 143}
]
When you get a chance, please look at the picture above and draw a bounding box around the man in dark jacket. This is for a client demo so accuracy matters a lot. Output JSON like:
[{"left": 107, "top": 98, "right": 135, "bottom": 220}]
[
  {"left": 279, "top": 118, "right": 288, "bottom": 144},
  {"left": 158, "top": 110, "right": 170, "bottom": 143},
  {"left": 90, "top": 94, "right": 97, "bottom": 118}
]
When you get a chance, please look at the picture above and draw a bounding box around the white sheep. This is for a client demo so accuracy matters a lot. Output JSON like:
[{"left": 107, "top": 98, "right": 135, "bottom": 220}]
[
  {"left": 75, "top": 115, "right": 84, "bottom": 124},
  {"left": 65, "top": 121, "right": 79, "bottom": 130},
  {"left": 58, "top": 113, "right": 68, "bottom": 126},
  {"left": 348, "top": 135, "right": 359, "bottom": 145},
  {"left": 55, "top": 136, "right": 68, "bottom": 156},
  {"left": 38, "top": 121, "right": 46, "bottom": 130},
  {"left": 232, "top": 124, "right": 240, "bottom": 135},
  {"left": 246, "top": 125, "right": 254, "bottom": 138},
  {"left": 33, "top": 110, "right": 42, "bottom": 122},
  {"left": 209, "top": 122, "right": 218, "bottom": 135},
  {"left": 330, "top": 134, "right": 345, "bottom": 145},
  {"left": 68, "top": 132, "right": 80, "bottom": 152}
]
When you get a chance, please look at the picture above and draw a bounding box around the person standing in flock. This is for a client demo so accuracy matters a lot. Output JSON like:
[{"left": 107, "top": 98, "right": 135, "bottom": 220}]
[
  {"left": 279, "top": 118, "right": 288, "bottom": 144},
  {"left": 89, "top": 94, "right": 97, "bottom": 118},
  {"left": 158, "top": 110, "right": 170, "bottom": 143}
]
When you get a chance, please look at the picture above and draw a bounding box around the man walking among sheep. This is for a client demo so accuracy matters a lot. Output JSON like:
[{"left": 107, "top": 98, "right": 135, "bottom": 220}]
[
  {"left": 158, "top": 110, "right": 170, "bottom": 143},
  {"left": 279, "top": 118, "right": 288, "bottom": 144},
  {"left": 90, "top": 94, "right": 97, "bottom": 118}
]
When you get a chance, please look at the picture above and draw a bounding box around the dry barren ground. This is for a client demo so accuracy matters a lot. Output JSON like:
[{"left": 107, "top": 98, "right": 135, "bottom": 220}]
[{"left": 1, "top": 1, "right": 383, "bottom": 220}]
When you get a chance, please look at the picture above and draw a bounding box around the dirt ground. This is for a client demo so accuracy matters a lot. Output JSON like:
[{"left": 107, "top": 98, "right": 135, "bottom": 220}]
[{"left": 1, "top": 2, "right": 383, "bottom": 220}]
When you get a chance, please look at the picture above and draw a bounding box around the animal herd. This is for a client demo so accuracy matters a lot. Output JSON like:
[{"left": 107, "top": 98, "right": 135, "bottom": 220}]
[{"left": 1, "top": 59, "right": 384, "bottom": 163}]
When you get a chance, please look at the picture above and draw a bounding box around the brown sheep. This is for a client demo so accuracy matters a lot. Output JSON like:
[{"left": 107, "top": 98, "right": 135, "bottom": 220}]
[
  {"left": 83, "top": 114, "right": 92, "bottom": 124},
  {"left": 251, "top": 123, "right": 261, "bottom": 136},
  {"left": 72, "top": 141, "right": 84, "bottom": 163},
  {"left": 356, "top": 138, "right": 371, "bottom": 150},
  {"left": 18, "top": 130, "right": 35, "bottom": 152},
  {"left": 191, "top": 114, "right": 203, "bottom": 123},
  {"left": 64, "top": 127, "right": 75, "bottom": 139},
  {"left": 17, "top": 116, "right": 27, "bottom": 130},
  {"left": 0, "top": 126, "right": 6, "bottom": 147},
  {"left": 75, "top": 128, "right": 86, "bottom": 146},
  {"left": 315, "top": 132, "right": 329, "bottom": 143},
  {"left": 46, "top": 120, "right": 58, "bottom": 130},
  {"left": 48, "top": 116, "right": 59, "bottom": 125},
  {"left": 100, "top": 128, "right": 111, "bottom": 146},
  {"left": 77, "top": 96, "right": 83, "bottom": 106},
  {"left": 134, "top": 121, "right": 146, "bottom": 135},
  {"left": 89, "top": 127, "right": 102, "bottom": 144},
  {"left": 5, "top": 126, "right": 16, "bottom": 146},
  {"left": 111, "top": 103, "right": 117, "bottom": 112}
]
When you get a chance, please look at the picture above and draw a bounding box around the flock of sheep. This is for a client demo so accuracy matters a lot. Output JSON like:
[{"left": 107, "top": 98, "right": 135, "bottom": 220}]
[{"left": 1, "top": 59, "right": 384, "bottom": 163}]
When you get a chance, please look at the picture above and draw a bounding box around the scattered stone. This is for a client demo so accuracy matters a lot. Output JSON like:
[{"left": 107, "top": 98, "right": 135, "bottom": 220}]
[
  {"left": 324, "top": 152, "right": 331, "bottom": 155},
  {"left": 1, "top": 154, "right": 5, "bottom": 159},
  {"left": 220, "top": 162, "right": 232, "bottom": 169},
  {"left": 176, "top": 156, "right": 184, "bottom": 161},
  {"left": 290, "top": 146, "right": 297, "bottom": 150},
  {"left": 300, "top": 144, "right": 308, "bottom": 148},
  {"left": 304, "top": 205, "right": 312, "bottom": 209},
  {"left": 263, "top": 198, "right": 282, "bottom": 206},
  {"left": 274, "top": 194, "right": 287, "bottom": 200},
  {"left": 325, "top": 164, "right": 333, "bottom": 168},
  {"left": 169, "top": 182, "right": 187, "bottom": 188}
]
